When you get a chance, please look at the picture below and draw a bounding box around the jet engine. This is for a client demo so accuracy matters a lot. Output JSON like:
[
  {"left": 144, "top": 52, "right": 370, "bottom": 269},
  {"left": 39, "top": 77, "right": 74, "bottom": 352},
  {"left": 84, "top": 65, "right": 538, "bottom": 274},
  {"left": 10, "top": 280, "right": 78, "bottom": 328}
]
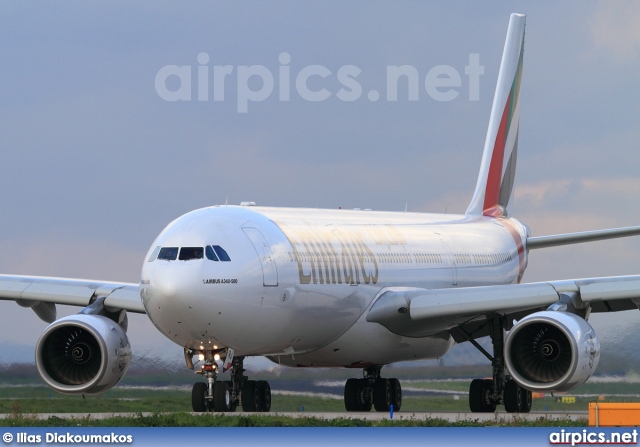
[
  {"left": 35, "top": 314, "right": 132, "bottom": 394},
  {"left": 504, "top": 311, "right": 599, "bottom": 392}
]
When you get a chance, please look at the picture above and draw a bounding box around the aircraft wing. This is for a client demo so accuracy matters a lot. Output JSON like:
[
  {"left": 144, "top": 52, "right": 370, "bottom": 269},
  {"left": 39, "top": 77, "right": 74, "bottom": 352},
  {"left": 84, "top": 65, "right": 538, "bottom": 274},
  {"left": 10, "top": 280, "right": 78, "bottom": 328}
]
[
  {"left": 366, "top": 275, "right": 640, "bottom": 342},
  {"left": 527, "top": 225, "right": 640, "bottom": 249},
  {"left": 0, "top": 274, "right": 143, "bottom": 323}
]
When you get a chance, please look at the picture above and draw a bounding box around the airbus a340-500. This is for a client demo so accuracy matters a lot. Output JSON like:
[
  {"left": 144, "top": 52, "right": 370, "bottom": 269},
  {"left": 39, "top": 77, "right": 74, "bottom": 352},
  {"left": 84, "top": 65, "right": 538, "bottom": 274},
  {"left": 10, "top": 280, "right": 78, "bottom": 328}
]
[{"left": 2, "top": 13, "right": 640, "bottom": 414}]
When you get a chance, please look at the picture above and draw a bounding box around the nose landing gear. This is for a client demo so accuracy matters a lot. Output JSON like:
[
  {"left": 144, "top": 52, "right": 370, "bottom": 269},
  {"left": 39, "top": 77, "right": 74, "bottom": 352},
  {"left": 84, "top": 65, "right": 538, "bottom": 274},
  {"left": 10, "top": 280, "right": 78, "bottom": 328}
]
[
  {"left": 187, "top": 349, "right": 271, "bottom": 413},
  {"left": 190, "top": 350, "right": 231, "bottom": 412}
]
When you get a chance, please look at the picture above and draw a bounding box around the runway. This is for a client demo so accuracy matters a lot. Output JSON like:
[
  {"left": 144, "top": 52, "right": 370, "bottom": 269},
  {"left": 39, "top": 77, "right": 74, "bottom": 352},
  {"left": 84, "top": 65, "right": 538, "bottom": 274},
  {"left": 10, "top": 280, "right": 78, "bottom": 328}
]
[{"left": 0, "top": 411, "right": 588, "bottom": 422}]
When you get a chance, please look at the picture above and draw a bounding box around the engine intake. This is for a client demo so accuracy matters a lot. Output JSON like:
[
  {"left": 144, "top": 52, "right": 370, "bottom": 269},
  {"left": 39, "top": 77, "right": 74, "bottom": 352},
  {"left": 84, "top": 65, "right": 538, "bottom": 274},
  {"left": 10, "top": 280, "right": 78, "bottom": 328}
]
[
  {"left": 505, "top": 311, "right": 599, "bottom": 392},
  {"left": 36, "top": 314, "right": 131, "bottom": 394}
]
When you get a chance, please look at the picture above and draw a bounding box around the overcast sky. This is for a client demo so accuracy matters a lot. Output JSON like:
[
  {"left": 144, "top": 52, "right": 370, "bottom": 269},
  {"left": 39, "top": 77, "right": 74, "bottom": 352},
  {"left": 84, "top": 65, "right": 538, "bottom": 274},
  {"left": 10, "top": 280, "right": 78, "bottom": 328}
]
[{"left": 1, "top": 2, "right": 640, "bottom": 370}]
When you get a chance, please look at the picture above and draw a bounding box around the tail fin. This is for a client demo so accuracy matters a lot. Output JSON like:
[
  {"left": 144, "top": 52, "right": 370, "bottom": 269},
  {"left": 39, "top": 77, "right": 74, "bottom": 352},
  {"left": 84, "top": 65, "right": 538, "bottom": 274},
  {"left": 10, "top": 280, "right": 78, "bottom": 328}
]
[{"left": 466, "top": 13, "right": 526, "bottom": 217}]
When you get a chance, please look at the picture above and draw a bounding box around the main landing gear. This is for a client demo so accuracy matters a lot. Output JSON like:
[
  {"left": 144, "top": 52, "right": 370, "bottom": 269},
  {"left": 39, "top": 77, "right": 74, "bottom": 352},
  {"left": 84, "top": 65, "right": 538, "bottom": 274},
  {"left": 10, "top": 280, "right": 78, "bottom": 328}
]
[
  {"left": 188, "top": 351, "right": 272, "bottom": 413},
  {"left": 344, "top": 366, "right": 402, "bottom": 412},
  {"left": 464, "top": 318, "right": 532, "bottom": 413}
]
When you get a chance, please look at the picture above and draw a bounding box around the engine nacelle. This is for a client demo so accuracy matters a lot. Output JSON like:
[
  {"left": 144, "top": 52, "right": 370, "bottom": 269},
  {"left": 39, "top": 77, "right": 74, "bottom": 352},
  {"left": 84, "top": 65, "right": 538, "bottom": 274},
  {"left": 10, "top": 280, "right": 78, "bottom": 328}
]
[
  {"left": 35, "top": 314, "right": 132, "bottom": 394},
  {"left": 505, "top": 311, "right": 599, "bottom": 392}
]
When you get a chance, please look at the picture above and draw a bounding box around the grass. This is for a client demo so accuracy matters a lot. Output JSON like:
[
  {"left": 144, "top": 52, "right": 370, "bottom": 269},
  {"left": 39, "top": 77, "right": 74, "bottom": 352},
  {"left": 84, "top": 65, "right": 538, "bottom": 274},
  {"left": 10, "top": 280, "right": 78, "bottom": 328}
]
[{"left": 0, "top": 412, "right": 588, "bottom": 428}]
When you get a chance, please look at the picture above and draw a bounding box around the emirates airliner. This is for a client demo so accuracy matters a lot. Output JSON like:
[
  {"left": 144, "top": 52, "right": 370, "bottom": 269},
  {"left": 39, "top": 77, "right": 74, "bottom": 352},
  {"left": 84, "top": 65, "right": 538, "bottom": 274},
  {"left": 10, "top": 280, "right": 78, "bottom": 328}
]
[{"left": 2, "top": 13, "right": 640, "bottom": 414}]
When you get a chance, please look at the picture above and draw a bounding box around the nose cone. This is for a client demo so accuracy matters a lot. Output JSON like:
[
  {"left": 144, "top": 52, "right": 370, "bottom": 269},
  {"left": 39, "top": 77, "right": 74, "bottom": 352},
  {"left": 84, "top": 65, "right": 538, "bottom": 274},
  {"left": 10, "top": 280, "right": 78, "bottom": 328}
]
[{"left": 138, "top": 206, "right": 272, "bottom": 352}]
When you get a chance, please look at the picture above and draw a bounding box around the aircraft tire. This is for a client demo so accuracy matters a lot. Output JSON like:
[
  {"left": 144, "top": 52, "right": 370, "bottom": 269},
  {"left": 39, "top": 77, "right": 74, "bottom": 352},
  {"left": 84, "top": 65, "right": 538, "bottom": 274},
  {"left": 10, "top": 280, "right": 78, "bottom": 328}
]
[
  {"left": 241, "top": 380, "right": 258, "bottom": 412},
  {"left": 344, "top": 378, "right": 360, "bottom": 411},
  {"left": 192, "top": 382, "right": 208, "bottom": 412},
  {"left": 373, "top": 378, "right": 392, "bottom": 412},
  {"left": 389, "top": 378, "right": 402, "bottom": 412},
  {"left": 469, "top": 379, "right": 496, "bottom": 412},
  {"left": 224, "top": 380, "right": 237, "bottom": 412},
  {"left": 357, "top": 378, "right": 372, "bottom": 411},
  {"left": 256, "top": 380, "right": 271, "bottom": 412},
  {"left": 213, "top": 381, "right": 231, "bottom": 412},
  {"left": 519, "top": 387, "right": 532, "bottom": 413},
  {"left": 504, "top": 379, "right": 522, "bottom": 413}
]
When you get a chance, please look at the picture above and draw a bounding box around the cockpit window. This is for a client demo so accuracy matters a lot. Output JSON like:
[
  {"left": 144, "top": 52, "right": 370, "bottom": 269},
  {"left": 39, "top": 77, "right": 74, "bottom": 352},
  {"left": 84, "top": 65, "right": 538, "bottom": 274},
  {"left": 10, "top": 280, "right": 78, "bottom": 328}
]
[
  {"left": 153, "top": 245, "right": 229, "bottom": 262},
  {"left": 205, "top": 245, "right": 219, "bottom": 261},
  {"left": 148, "top": 246, "right": 161, "bottom": 262},
  {"left": 212, "top": 245, "right": 231, "bottom": 262},
  {"left": 179, "top": 247, "right": 204, "bottom": 261},
  {"left": 157, "top": 247, "right": 179, "bottom": 261}
]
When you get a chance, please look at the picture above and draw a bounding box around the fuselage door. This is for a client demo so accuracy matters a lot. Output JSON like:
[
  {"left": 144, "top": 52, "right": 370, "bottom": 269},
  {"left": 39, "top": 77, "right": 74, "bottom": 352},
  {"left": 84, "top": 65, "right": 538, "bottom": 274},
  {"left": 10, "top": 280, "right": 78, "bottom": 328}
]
[
  {"left": 242, "top": 227, "right": 279, "bottom": 287},
  {"left": 439, "top": 235, "right": 457, "bottom": 286}
]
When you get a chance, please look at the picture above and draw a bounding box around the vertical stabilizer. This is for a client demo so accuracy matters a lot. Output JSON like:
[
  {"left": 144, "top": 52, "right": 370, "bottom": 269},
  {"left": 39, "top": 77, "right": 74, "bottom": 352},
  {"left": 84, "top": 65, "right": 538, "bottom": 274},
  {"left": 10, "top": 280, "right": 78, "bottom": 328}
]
[{"left": 466, "top": 13, "right": 525, "bottom": 217}]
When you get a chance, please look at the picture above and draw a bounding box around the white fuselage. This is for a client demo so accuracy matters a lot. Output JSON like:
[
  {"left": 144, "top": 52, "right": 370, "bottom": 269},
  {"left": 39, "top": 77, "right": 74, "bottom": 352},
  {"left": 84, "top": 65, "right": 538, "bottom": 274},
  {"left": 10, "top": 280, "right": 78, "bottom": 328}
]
[{"left": 140, "top": 205, "right": 528, "bottom": 368}]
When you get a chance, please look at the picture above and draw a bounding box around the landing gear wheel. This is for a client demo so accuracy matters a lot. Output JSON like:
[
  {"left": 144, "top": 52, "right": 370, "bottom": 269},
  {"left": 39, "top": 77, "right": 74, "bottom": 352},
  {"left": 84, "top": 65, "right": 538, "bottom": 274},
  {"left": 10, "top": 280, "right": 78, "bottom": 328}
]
[
  {"left": 469, "top": 379, "right": 496, "bottom": 413},
  {"left": 482, "top": 379, "right": 497, "bottom": 412},
  {"left": 373, "top": 378, "right": 392, "bottom": 412},
  {"left": 213, "top": 381, "right": 231, "bottom": 412},
  {"left": 504, "top": 379, "right": 522, "bottom": 413},
  {"left": 519, "top": 387, "right": 532, "bottom": 413},
  {"left": 344, "top": 378, "right": 359, "bottom": 411},
  {"left": 504, "top": 379, "right": 532, "bottom": 413},
  {"left": 242, "top": 380, "right": 258, "bottom": 412},
  {"left": 256, "top": 380, "right": 271, "bottom": 412},
  {"left": 345, "top": 369, "right": 400, "bottom": 412},
  {"left": 357, "top": 378, "right": 372, "bottom": 411},
  {"left": 344, "top": 378, "right": 373, "bottom": 411},
  {"left": 469, "top": 379, "right": 486, "bottom": 413},
  {"left": 389, "top": 378, "right": 402, "bottom": 412},
  {"left": 192, "top": 382, "right": 207, "bottom": 412},
  {"left": 224, "top": 381, "right": 237, "bottom": 412}
]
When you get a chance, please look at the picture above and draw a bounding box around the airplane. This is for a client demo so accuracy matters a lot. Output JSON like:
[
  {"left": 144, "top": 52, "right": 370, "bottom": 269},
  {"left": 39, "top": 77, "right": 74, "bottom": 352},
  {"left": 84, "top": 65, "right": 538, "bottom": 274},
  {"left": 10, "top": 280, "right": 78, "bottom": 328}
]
[{"left": 2, "top": 12, "right": 640, "bottom": 415}]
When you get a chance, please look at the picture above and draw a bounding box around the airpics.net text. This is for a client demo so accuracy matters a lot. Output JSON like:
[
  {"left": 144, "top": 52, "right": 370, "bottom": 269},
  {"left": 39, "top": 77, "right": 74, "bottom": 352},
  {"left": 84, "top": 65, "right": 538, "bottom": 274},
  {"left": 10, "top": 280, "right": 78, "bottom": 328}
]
[{"left": 155, "top": 52, "right": 485, "bottom": 113}]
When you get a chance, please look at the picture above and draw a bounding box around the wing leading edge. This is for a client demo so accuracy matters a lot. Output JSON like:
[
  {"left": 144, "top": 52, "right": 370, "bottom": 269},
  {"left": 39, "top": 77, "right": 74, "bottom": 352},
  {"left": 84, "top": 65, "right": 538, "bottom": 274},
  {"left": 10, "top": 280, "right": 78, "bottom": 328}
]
[{"left": 0, "top": 274, "right": 143, "bottom": 323}]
